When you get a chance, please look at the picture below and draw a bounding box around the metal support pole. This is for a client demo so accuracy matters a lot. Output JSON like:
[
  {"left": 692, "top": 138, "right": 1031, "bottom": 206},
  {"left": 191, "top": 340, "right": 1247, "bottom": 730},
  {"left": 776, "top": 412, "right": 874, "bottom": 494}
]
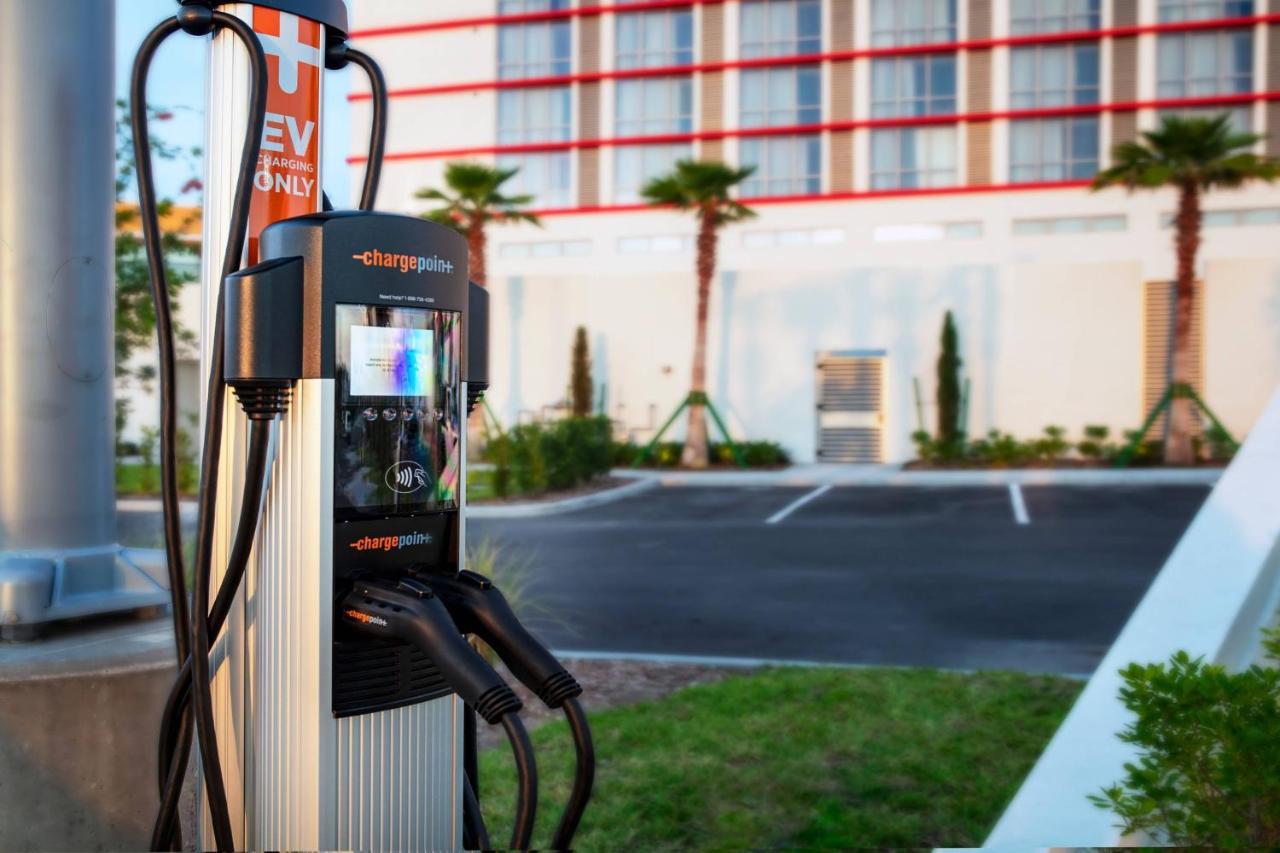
[{"left": 0, "top": 0, "right": 167, "bottom": 638}]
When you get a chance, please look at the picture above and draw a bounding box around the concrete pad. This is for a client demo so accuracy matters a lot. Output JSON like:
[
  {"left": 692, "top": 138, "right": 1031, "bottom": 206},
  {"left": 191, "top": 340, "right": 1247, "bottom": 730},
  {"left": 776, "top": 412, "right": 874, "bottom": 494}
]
[{"left": 0, "top": 614, "right": 177, "bottom": 851}]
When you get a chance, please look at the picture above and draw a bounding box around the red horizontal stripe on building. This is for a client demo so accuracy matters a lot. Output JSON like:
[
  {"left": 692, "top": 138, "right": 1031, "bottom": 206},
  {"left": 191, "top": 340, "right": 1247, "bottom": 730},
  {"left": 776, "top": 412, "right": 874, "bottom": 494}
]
[
  {"left": 347, "top": 91, "right": 1279, "bottom": 164},
  {"left": 527, "top": 180, "right": 1096, "bottom": 217},
  {"left": 350, "top": 0, "right": 720, "bottom": 39},
  {"left": 349, "top": 14, "right": 1278, "bottom": 102}
]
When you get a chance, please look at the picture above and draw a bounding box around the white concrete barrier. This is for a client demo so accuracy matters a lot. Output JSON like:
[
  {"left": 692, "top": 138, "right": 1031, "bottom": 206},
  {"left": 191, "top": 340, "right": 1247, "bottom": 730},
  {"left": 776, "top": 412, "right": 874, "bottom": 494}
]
[{"left": 985, "top": 388, "right": 1280, "bottom": 847}]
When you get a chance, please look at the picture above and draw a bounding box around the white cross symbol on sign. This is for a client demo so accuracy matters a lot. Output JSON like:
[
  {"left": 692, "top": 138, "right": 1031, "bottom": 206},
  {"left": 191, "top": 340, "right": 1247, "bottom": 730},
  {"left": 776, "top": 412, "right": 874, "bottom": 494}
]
[{"left": 257, "top": 12, "right": 319, "bottom": 95}]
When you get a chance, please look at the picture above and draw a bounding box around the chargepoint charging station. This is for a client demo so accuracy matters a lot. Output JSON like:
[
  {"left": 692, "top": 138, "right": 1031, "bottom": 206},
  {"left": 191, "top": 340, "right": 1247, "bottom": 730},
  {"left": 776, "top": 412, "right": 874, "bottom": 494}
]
[{"left": 130, "top": 2, "right": 595, "bottom": 850}]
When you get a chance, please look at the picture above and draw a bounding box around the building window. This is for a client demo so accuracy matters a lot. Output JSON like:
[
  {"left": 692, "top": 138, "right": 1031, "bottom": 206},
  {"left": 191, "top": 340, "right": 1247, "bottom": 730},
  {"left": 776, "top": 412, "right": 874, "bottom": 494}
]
[
  {"left": 870, "top": 127, "right": 958, "bottom": 189},
  {"left": 1157, "top": 31, "right": 1253, "bottom": 98},
  {"left": 497, "top": 88, "right": 572, "bottom": 144},
  {"left": 743, "top": 227, "right": 845, "bottom": 248},
  {"left": 1010, "top": 0, "right": 1100, "bottom": 34},
  {"left": 616, "top": 8, "right": 694, "bottom": 70},
  {"left": 498, "top": 0, "right": 569, "bottom": 12},
  {"left": 740, "top": 135, "right": 821, "bottom": 196},
  {"left": 740, "top": 0, "right": 822, "bottom": 59},
  {"left": 1013, "top": 214, "right": 1127, "bottom": 235},
  {"left": 870, "top": 0, "right": 957, "bottom": 47},
  {"left": 500, "top": 239, "right": 592, "bottom": 259},
  {"left": 618, "top": 234, "right": 693, "bottom": 254},
  {"left": 740, "top": 66, "right": 821, "bottom": 128},
  {"left": 872, "top": 221, "right": 983, "bottom": 241},
  {"left": 614, "top": 144, "right": 692, "bottom": 203},
  {"left": 1010, "top": 44, "right": 1100, "bottom": 108},
  {"left": 497, "top": 152, "right": 572, "bottom": 208},
  {"left": 870, "top": 55, "right": 957, "bottom": 117},
  {"left": 1157, "top": 0, "right": 1253, "bottom": 22},
  {"left": 1009, "top": 117, "right": 1100, "bottom": 182},
  {"left": 615, "top": 78, "right": 694, "bottom": 135},
  {"left": 1161, "top": 206, "right": 1280, "bottom": 227},
  {"left": 1160, "top": 105, "right": 1253, "bottom": 133},
  {"left": 498, "top": 21, "right": 572, "bottom": 79}
]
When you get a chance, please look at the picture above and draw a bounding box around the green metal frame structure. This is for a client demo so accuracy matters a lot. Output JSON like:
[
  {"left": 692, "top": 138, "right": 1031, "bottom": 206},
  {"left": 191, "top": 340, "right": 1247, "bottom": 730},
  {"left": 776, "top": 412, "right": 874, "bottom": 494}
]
[
  {"left": 1115, "top": 382, "right": 1239, "bottom": 467},
  {"left": 632, "top": 391, "right": 746, "bottom": 468}
]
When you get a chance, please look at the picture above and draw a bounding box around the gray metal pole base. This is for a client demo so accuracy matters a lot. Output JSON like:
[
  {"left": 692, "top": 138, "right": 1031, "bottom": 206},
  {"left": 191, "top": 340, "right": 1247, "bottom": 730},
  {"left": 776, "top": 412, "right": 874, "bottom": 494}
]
[{"left": 0, "top": 547, "right": 169, "bottom": 641}]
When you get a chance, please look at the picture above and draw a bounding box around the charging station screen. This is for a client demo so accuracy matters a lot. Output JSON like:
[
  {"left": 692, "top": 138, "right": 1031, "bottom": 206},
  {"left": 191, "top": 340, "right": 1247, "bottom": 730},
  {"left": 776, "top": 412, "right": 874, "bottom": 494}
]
[
  {"left": 334, "top": 304, "right": 461, "bottom": 516},
  {"left": 349, "top": 326, "right": 435, "bottom": 398}
]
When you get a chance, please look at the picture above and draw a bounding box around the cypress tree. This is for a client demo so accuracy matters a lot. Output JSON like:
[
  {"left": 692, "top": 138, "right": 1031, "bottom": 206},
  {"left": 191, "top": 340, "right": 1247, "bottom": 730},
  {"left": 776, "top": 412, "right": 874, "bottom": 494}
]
[
  {"left": 570, "top": 326, "right": 592, "bottom": 417},
  {"left": 937, "top": 311, "right": 962, "bottom": 451}
]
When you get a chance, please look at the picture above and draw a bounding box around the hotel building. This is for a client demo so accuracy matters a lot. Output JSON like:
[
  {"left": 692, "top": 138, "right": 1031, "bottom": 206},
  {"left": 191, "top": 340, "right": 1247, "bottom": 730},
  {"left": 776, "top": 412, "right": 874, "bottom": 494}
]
[{"left": 347, "top": 0, "right": 1280, "bottom": 462}]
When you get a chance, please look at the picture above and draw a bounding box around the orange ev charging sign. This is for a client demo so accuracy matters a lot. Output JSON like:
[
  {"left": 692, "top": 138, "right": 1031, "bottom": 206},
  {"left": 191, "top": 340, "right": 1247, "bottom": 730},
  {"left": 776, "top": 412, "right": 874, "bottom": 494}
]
[{"left": 247, "top": 6, "right": 323, "bottom": 264}]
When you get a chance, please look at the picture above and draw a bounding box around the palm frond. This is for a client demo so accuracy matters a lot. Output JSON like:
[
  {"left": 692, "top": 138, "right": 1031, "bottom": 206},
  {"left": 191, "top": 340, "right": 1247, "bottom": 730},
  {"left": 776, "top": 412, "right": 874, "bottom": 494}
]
[{"left": 1096, "top": 112, "right": 1277, "bottom": 193}]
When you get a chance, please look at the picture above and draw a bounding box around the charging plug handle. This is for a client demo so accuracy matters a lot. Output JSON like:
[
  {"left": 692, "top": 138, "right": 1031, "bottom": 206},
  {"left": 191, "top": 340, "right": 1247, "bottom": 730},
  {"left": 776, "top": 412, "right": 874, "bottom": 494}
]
[
  {"left": 430, "top": 571, "right": 582, "bottom": 708},
  {"left": 340, "top": 578, "right": 521, "bottom": 724}
]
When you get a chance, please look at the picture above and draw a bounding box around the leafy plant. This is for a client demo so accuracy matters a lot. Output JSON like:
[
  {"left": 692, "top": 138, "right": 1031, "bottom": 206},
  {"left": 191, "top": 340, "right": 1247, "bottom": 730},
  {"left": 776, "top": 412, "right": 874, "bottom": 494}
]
[
  {"left": 936, "top": 311, "right": 963, "bottom": 456},
  {"left": 484, "top": 416, "right": 614, "bottom": 498},
  {"left": 570, "top": 326, "right": 592, "bottom": 418},
  {"left": 1077, "top": 424, "right": 1113, "bottom": 461},
  {"left": 138, "top": 427, "right": 160, "bottom": 494},
  {"left": 1035, "top": 425, "right": 1070, "bottom": 462},
  {"left": 1090, "top": 629, "right": 1280, "bottom": 845},
  {"left": 114, "top": 99, "right": 200, "bottom": 389}
]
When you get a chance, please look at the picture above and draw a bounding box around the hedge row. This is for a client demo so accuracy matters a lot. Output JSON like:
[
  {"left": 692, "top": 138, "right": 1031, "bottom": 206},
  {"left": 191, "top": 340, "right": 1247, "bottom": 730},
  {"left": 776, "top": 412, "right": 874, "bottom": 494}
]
[{"left": 487, "top": 416, "right": 613, "bottom": 498}]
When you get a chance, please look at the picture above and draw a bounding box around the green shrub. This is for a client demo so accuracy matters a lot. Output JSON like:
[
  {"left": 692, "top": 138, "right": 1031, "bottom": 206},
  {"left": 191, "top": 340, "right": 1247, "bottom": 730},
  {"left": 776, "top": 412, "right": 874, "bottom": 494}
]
[
  {"left": 570, "top": 326, "right": 593, "bottom": 418},
  {"left": 485, "top": 416, "right": 613, "bottom": 498},
  {"left": 1077, "top": 424, "right": 1112, "bottom": 461},
  {"left": 138, "top": 427, "right": 160, "bottom": 494},
  {"left": 509, "top": 424, "right": 548, "bottom": 494},
  {"left": 489, "top": 434, "right": 513, "bottom": 498},
  {"left": 1035, "top": 425, "right": 1070, "bottom": 461},
  {"left": 1122, "top": 429, "right": 1163, "bottom": 466},
  {"left": 912, "top": 430, "right": 936, "bottom": 463},
  {"left": 1090, "top": 629, "right": 1280, "bottom": 845},
  {"left": 614, "top": 439, "right": 788, "bottom": 468}
]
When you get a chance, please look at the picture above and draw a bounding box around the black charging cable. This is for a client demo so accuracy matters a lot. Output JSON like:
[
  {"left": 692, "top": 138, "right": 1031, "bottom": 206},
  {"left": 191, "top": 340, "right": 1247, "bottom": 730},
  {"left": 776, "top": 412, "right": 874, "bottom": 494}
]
[
  {"left": 326, "top": 42, "right": 387, "bottom": 211},
  {"left": 339, "top": 577, "right": 539, "bottom": 850},
  {"left": 132, "top": 6, "right": 270, "bottom": 851},
  {"left": 430, "top": 571, "right": 596, "bottom": 849}
]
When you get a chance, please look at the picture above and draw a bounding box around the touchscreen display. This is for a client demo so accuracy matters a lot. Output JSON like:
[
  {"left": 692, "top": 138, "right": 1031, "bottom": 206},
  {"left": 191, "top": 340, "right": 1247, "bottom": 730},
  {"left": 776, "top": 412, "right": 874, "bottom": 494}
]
[
  {"left": 334, "top": 304, "right": 461, "bottom": 516},
  {"left": 349, "top": 326, "right": 435, "bottom": 398}
]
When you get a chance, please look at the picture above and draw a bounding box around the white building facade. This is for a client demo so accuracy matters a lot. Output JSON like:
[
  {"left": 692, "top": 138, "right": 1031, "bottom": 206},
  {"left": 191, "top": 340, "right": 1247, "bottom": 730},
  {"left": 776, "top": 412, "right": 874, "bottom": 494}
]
[{"left": 348, "top": 0, "right": 1280, "bottom": 463}]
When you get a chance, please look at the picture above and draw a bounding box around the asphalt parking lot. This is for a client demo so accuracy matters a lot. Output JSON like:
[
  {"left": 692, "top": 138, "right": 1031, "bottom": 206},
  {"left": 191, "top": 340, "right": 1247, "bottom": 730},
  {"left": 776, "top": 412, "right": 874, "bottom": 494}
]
[
  {"left": 469, "top": 484, "right": 1210, "bottom": 676},
  {"left": 116, "top": 482, "right": 1210, "bottom": 677}
]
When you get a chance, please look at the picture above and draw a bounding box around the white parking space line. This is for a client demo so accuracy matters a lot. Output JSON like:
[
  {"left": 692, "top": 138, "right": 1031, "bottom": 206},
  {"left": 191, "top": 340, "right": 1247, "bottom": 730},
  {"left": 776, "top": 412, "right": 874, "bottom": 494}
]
[
  {"left": 765, "top": 484, "right": 832, "bottom": 525},
  {"left": 1008, "top": 483, "right": 1031, "bottom": 525}
]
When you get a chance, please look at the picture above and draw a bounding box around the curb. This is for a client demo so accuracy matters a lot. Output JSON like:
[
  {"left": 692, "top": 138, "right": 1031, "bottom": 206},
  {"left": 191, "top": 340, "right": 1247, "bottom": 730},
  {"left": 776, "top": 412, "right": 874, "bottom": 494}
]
[
  {"left": 468, "top": 477, "right": 659, "bottom": 518},
  {"left": 117, "top": 499, "right": 198, "bottom": 513},
  {"left": 617, "top": 466, "right": 1224, "bottom": 487}
]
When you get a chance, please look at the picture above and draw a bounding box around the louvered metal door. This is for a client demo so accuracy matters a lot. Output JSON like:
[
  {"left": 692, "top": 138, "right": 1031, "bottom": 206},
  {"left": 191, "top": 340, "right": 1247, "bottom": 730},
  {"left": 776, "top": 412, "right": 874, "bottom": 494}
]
[{"left": 815, "top": 352, "right": 885, "bottom": 463}]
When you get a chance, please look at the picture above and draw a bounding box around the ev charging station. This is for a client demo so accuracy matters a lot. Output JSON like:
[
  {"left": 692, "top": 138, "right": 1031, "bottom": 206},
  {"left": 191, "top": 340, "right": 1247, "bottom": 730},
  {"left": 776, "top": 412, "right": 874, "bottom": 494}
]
[{"left": 125, "top": 2, "right": 595, "bottom": 850}]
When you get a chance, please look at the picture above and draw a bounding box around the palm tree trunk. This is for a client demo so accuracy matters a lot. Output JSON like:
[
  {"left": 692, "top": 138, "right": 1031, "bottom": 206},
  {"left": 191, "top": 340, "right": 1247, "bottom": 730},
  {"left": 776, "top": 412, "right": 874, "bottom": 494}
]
[
  {"left": 1166, "top": 182, "right": 1201, "bottom": 466},
  {"left": 681, "top": 209, "right": 716, "bottom": 469},
  {"left": 468, "top": 222, "right": 487, "bottom": 287}
]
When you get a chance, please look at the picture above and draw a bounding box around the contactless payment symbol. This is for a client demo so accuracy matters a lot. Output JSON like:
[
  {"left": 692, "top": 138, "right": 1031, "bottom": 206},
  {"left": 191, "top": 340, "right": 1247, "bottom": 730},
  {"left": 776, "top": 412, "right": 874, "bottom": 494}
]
[{"left": 386, "top": 461, "right": 430, "bottom": 494}]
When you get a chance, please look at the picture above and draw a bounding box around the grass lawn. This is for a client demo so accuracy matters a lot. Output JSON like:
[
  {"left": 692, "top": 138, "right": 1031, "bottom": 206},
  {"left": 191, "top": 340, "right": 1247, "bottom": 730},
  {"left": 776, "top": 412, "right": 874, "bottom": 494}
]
[
  {"left": 477, "top": 666, "right": 1080, "bottom": 849},
  {"left": 468, "top": 467, "right": 496, "bottom": 502}
]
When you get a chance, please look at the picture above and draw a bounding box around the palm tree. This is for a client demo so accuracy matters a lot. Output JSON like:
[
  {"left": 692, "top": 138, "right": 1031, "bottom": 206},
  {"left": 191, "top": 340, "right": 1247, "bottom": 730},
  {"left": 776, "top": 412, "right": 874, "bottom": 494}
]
[
  {"left": 415, "top": 162, "right": 539, "bottom": 286},
  {"left": 642, "top": 160, "right": 756, "bottom": 468},
  {"left": 1093, "top": 115, "right": 1277, "bottom": 465}
]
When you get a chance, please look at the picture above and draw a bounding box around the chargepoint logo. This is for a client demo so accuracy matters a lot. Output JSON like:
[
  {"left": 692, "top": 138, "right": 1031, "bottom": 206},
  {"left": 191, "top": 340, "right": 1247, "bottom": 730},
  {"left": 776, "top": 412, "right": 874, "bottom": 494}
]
[
  {"left": 345, "top": 609, "right": 388, "bottom": 627},
  {"left": 348, "top": 531, "right": 435, "bottom": 554},
  {"left": 352, "top": 249, "right": 455, "bottom": 276}
]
